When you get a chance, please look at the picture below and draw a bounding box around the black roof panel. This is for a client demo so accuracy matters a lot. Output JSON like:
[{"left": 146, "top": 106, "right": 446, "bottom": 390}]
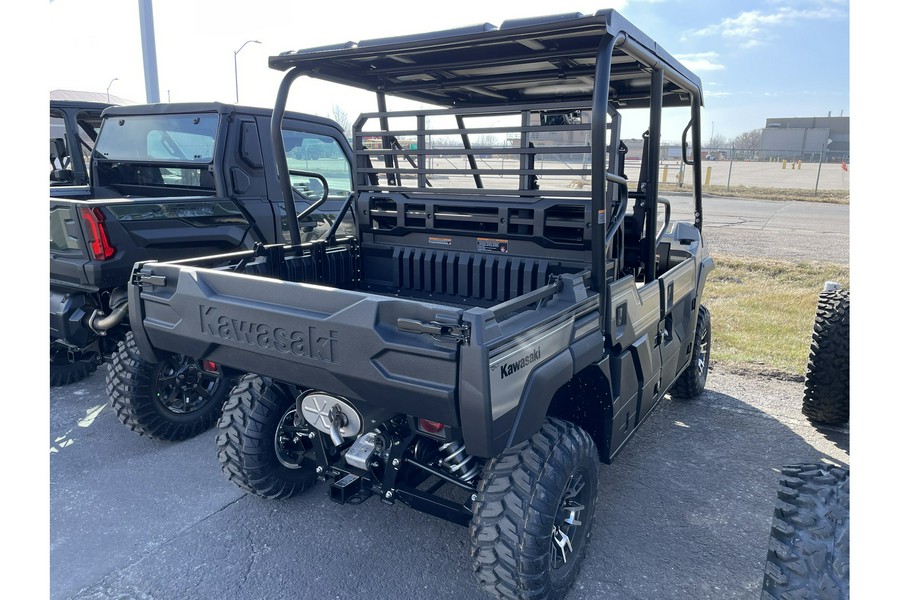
[
  {"left": 101, "top": 102, "right": 343, "bottom": 129},
  {"left": 269, "top": 10, "right": 702, "bottom": 109}
]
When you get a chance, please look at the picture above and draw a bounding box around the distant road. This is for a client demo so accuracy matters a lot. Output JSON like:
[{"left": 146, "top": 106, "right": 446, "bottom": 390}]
[{"left": 666, "top": 194, "right": 849, "bottom": 264}]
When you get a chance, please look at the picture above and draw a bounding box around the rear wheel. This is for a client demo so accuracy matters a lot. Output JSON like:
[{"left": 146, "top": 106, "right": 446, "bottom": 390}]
[
  {"left": 216, "top": 374, "right": 318, "bottom": 499},
  {"left": 50, "top": 345, "right": 99, "bottom": 387},
  {"left": 470, "top": 418, "right": 600, "bottom": 600},
  {"left": 106, "top": 332, "right": 230, "bottom": 441},
  {"left": 670, "top": 304, "right": 711, "bottom": 399},
  {"left": 761, "top": 463, "right": 849, "bottom": 600},
  {"left": 802, "top": 289, "right": 849, "bottom": 425}
]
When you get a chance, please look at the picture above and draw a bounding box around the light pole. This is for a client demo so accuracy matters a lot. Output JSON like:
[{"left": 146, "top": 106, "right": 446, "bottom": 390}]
[
  {"left": 233, "top": 40, "right": 261, "bottom": 103},
  {"left": 106, "top": 77, "right": 119, "bottom": 103}
]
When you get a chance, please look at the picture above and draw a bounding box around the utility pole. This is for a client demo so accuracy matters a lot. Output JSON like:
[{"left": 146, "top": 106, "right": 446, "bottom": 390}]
[
  {"left": 138, "top": 0, "right": 160, "bottom": 102},
  {"left": 234, "top": 40, "right": 261, "bottom": 103},
  {"left": 106, "top": 77, "right": 118, "bottom": 103}
]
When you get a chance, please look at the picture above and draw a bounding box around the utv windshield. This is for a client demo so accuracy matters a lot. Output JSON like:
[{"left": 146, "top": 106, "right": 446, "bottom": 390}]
[
  {"left": 95, "top": 114, "right": 219, "bottom": 162},
  {"left": 94, "top": 114, "right": 219, "bottom": 192}
]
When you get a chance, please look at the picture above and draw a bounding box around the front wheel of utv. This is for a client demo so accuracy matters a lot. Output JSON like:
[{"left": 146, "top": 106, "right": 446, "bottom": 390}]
[
  {"left": 106, "top": 332, "right": 230, "bottom": 441},
  {"left": 216, "top": 374, "right": 318, "bottom": 499},
  {"left": 670, "top": 303, "right": 711, "bottom": 399},
  {"left": 470, "top": 418, "right": 600, "bottom": 600}
]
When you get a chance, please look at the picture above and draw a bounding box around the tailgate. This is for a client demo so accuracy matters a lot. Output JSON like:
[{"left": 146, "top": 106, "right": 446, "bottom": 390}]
[
  {"left": 50, "top": 196, "right": 256, "bottom": 290},
  {"left": 131, "top": 262, "right": 464, "bottom": 425},
  {"left": 50, "top": 199, "right": 90, "bottom": 287}
]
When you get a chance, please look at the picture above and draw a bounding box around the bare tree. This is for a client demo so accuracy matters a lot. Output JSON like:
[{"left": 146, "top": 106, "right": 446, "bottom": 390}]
[
  {"left": 478, "top": 134, "right": 500, "bottom": 147},
  {"left": 732, "top": 128, "right": 763, "bottom": 150},
  {"left": 328, "top": 105, "right": 352, "bottom": 138},
  {"left": 705, "top": 134, "right": 729, "bottom": 152},
  {"left": 731, "top": 128, "right": 763, "bottom": 160}
]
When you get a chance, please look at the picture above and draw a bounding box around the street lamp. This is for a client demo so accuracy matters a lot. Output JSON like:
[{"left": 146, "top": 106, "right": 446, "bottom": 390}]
[
  {"left": 106, "top": 77, "right": 119, "bottom": 103},
  {"left": 233, "top": 40, "right": 261, "bottom": 103}
]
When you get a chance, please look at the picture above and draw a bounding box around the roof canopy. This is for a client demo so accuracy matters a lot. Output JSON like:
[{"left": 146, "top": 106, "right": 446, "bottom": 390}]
[{"left": 270, "top": 10, "right": 702, "bottom": 109}]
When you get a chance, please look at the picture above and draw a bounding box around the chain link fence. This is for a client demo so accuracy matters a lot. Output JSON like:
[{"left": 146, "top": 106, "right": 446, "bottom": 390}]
[{"left": 656, "top": 146, "right": 849, "bottom": 197}]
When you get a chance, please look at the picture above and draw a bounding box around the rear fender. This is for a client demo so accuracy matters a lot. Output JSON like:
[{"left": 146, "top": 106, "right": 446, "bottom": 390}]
[{"left": 458, "top": 274, "right": 603, "bottom": 458}]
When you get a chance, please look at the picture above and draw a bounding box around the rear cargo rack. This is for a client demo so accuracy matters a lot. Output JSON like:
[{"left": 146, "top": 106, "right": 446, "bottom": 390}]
[{"left": 353, "top": 101, "right": 609, "bottom": 199}]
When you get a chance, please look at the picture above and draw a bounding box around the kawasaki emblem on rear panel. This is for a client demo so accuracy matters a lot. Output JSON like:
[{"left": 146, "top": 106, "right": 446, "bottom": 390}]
[
  {"left": 488, "top": 318, "right": 574, "bottom": 419},
  {"left": 199, "top": 305, "right": 337, "bottom": 363}
]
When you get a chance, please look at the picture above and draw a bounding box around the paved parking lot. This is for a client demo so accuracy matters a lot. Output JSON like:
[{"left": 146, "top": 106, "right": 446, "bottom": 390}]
[{"left": 49, "top": 363, "right": 848, "bottom": 600}]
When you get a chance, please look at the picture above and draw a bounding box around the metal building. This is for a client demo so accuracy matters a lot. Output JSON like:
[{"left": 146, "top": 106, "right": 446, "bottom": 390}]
[{"left": 759, "top": 115, "right": 849, "bottom": 162}]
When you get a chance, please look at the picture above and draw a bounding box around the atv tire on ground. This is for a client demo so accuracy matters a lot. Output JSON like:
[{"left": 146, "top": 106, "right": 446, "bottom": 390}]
[
  {"left": 50, "top": 346, "right": 99, "bottom": 387},
  {"left": 802, "top": 289, "right": 849, "bottom": 425},
  {"left": 760, "top": 462, "right": 849, "bottom": 600},
  {"left": 216, "top": 374, "right": 318, "bottom": 499},
  {"left": 106, "top": 332, "right": 230, "bottom": 441},
  {"left": 470, "top": 418, "right": 600, "bottom": 600},
  {"left": 670, "top": 304, "right": 711, "bottom": 399}
]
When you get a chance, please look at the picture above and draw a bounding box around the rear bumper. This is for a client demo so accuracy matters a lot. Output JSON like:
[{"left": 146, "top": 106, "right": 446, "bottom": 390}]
[{"left": 50, "top": 289, "right": 93, "bottom": 348}]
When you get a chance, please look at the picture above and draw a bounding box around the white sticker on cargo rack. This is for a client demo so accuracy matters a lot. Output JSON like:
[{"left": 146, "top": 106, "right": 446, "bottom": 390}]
[
  {"left": 476, "top": 238, "right": 508, "bottom": 253},
  {"left": 428, "top": 236, "right": 452, "bottom": 246}
]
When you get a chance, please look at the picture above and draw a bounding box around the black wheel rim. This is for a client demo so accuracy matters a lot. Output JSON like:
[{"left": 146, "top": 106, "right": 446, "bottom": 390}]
[
  {"left": 152, "top": 355, "right": 223, "bottom": 415},
  {"left": 697, "top": 324, "right": 710, "bottom": 377},
  {"left": 550, "top": 470, "right": 588, "bottom": 570},
  {"left": 274, "top": 406, "right": 312, "bottom": 469}
]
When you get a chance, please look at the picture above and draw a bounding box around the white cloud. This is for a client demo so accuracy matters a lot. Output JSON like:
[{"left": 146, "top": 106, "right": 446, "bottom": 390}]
[
  {"left": 690, "top": 1, "right": 848, "bottom": 48},
  {"left": 674, "top": 52, "right": 725, "bottom": 72}
]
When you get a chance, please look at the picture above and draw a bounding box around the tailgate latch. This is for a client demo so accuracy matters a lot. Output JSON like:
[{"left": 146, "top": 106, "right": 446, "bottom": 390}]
[
  {"left": 397, "top": 318, "right": 470, "bottom": 345},
  {"left": 133, "top": 270, "right": 166, "bottom": 287}
]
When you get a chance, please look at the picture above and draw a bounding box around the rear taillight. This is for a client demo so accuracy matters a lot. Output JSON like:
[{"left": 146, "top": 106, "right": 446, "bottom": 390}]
[
  {"left": 79, "top": 206, "right": 116, "bottom": 260},
  {"left": 418, "top": 419, "right": 445, "bottom": 435}
]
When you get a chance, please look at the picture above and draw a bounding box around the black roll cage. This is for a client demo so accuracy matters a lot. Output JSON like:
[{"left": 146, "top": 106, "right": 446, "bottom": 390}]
[{"left": 268, "top": 10, "right": 704, "bottom": 300}]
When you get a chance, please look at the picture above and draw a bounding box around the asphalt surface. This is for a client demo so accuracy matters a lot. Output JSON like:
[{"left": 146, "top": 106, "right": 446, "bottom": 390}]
[
  {"left": 48, "top": 196, "right": 851, "bottom": 600},
  {"left": 49, "top": 367, "right": 849, "bottom": 600},
  {"left": 666, "top": 194, "right": 849, "bottom": 265}
]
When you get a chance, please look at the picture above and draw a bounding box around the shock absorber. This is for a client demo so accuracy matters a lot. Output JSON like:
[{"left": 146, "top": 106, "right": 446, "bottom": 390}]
[{"left": 437, "top": 440, "right": 480, "bottom": 483}]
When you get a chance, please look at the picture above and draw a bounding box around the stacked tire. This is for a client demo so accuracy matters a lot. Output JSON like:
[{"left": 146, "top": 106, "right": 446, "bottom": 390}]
[
  {"left": 761, "top": 463, "right": 849, "bottom": 600},
  {"left": 802, "top": 285, "right": 849, "bottom": 425}
]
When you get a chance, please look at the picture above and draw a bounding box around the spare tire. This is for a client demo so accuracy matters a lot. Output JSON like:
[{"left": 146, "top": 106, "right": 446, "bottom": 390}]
[
  {"left": 802, "top": 287, "right": 849, "bottom": 425},
  {"left": 760, "top": 463, "right": 849, "bottom": 600}
]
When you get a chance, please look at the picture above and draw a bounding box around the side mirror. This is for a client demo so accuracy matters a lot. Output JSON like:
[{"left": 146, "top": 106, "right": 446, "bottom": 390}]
[
  {"left": 540, "top": 110, "right": 582, "bottom": 126},
  {"left": 50, "top": 137, "right": 68, "bottom": 162},
  {"left": 50, "top": 169, "right": 74, "bottom": 183}
]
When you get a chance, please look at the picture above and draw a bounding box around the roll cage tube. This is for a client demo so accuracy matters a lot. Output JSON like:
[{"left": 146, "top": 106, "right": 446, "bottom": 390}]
[
  {"left": 590, "top": 32, "right": 624, "bottom": 296},
  {"left": 692, "top": 97, "right": 703, "bottom": 231},
  {"left": 680, "top": 103, "right": 704, "bottom": 231},
  {"left": 272, "top": 69, "right": 364, "bottom": 245},
  {"left": 272, "top": 68, "right": 305, "bottom": 245}
]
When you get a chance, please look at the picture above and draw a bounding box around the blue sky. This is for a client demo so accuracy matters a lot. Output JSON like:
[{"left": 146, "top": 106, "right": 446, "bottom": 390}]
[{"left": 44, "top": 0, "right": 850, "bottom": 142}]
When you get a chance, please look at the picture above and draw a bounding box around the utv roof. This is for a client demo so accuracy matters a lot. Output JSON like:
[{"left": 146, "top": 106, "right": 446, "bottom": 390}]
[
  {"left": 100, "top": 102, "right": 343, "bottom": 128},
  {"left": 270, "top": 9, "right": 702, "bottom": 109}
]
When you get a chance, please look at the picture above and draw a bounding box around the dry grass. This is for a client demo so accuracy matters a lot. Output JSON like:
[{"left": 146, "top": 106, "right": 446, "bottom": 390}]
[
  {"left": 704, "top": 255, "right": 850, "bottom": 376},
  {"left": 658, "top": 183, "right": 849, "bottom": 204}
]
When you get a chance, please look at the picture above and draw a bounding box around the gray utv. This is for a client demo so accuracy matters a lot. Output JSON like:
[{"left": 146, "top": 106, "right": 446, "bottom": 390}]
[{"left": 128, "top": 10, "right": 713, "bottom": 599}]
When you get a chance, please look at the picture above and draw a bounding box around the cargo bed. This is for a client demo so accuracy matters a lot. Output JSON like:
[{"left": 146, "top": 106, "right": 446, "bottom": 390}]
[{"left": 130, "top": 224, "right": 602, "bottom": 456}]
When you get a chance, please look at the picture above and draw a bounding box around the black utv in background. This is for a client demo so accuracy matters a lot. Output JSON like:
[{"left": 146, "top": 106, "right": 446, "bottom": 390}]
[
  {"left": 50, "top": 102, "right": 354, "bottom": 439},
  {"left": 50, "top": 98, "right": 111, "bottom": 196},
  {"left": 127, "top": 10, "right": 713, "bottom": 599}
]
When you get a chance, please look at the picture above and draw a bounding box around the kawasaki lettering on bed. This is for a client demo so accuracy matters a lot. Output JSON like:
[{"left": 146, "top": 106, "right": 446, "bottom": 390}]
[{"left": 199, "top": 305, "right": 337, "bottom": 363}]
